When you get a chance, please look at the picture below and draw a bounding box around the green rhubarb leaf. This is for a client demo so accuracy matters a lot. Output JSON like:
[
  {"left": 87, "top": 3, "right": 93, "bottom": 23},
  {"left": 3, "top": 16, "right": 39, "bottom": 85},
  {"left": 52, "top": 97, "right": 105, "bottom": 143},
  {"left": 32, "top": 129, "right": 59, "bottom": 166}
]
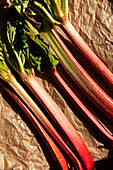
[
  {"left": 6, "top": 10, "right": 59, "bottom": 74},
  {"left": 0, "top": 40, "right": 13, "bottom": 82},
  {"left": 28, "top": 1, "right": 60, "bottom": 24},
  {"left": 11, "top": 0, "right": 29, "bottom": 15},
  {"left": 6, "top": 14, "right": 30, "bottom": 75},
  {"left": 25, "top": 20, "right": 59, "bottom": 73},
  {"left": 39, "top": 0, "right": 60, "bottom": 20},
  {"left": 35, "top": 0, "right": 67, "bottom": 22},
  {"left": 29, "top": 37, "right": 59, "bottom": 73},
  {"left": 31, "top": 0, "right": 68, "bottom": 23},
  {"left": 38, "top": 0, "right": 53, "bottom": 15},
  {"left": 11, "top": 0, "right": 63, "bottom": 24}
]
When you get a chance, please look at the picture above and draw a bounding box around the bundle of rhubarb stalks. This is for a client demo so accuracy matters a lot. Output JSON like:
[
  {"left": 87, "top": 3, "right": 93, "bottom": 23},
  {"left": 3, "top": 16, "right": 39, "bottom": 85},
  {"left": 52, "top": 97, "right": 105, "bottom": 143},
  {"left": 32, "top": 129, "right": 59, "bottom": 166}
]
[{"left": 0, "top": 0, "right": 113, "bottom": 169}]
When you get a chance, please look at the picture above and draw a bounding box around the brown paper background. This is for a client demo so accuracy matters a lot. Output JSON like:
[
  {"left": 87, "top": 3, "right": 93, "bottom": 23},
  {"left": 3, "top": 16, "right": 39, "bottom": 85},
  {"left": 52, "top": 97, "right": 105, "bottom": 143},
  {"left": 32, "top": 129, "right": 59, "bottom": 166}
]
[{"left": 0, "top": 0, "right": 113, "bottom": 169}]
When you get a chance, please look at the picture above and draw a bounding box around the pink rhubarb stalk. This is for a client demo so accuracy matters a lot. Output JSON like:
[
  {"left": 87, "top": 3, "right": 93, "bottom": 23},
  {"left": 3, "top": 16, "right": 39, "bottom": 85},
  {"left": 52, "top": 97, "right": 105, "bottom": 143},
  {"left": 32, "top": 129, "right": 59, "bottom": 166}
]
[
  {"left": 21, "top": 71, "right": 95, "bottom": 170},
  {"left": 47, "top": 28, "right": 113, "bottom": 121},
  {"left": 0, "top": 78, "right": 83, "bottom": 170},
  {"left": 0, "top": 82, "right": 68, "bottom": 170},
  {"left": 51, "top": 67, "right": 113, "bottom": 144},
  {"left": 59, "top": 20, "right": 113, "bottom": 89}
]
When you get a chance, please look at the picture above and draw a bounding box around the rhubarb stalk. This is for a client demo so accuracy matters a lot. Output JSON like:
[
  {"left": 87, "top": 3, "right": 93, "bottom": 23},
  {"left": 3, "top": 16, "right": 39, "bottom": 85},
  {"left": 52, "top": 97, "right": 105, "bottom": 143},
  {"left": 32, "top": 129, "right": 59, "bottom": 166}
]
[
  {"left": 0, "top": 40, "right": 83, "bottom": 169},
  {"left": 42, "top": 27, "right": 113, "bottom": 121},
  {"left": 60, "top": 21, "right": 113, "bottom": 89},
  {"left": 51, "top": 67, "right": 113, "bottom": 144},
  {"left": 23, "top": 20, "right": 113, "bottom": 144},
  {"left": 4, "top": 14, "right": 95, "bottom": 170},
  {"left": 10, "top": 0, "right": 113, "bottom": 120},
  {"left": 0, "top": 82, "right": 69, "bottom": 170},
  {"left": 20, "top": 0, "right": 113, "bottom": 89}
]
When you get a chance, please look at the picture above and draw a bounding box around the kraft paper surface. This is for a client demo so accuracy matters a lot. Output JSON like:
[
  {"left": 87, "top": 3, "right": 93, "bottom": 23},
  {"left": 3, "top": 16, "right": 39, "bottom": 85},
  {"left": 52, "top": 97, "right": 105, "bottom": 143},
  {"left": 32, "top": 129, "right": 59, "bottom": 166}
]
[{"left": 0, "top": 0, "right": 113, "bottom": 169}]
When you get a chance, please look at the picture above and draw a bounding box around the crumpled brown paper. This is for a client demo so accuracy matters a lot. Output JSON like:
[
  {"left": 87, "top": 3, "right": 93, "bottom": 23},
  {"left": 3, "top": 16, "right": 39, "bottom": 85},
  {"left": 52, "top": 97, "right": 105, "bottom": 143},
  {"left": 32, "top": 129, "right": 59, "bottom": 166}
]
[{"left": 0, "top": 0, "right": 113, "bottom": 169}]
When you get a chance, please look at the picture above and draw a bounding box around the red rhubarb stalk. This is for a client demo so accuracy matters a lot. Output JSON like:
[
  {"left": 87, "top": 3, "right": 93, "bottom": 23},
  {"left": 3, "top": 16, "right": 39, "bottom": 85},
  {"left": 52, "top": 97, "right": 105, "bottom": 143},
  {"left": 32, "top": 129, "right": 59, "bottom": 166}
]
[
  {"left": 23, "top": 71, "right": 94, "bottom": 170},
  {"left": 0, "top": 40, "right": 83, "bottom": 169},
  {"left": 10, "top": 0, "right": 113, "bottom": 120},
  {"left": 8, "top": 75, "right": 84, "bottom": 169},
  {"left": 0, "top": 62, "right": 83, "bottom": 169},
  {"left": 0, "top": 82, "right": 69, "bottom": 170},
  {"left": 21, "top": 0, "right": 113, "bottom": 89},
  {"left": 44, "top": 28, "right": 113, "bottom": 121},
  {"left": 51, "top": 67, "right": 113, "bottom": 144},
  {"left": 19, "top": 0, "right": 113, "bottom": 120},
  {"left": 60, "top": 20, "right": 113, "bottom": 89},
  {"left": 5, "top": 18, "right": 95, "bottom": 170}
]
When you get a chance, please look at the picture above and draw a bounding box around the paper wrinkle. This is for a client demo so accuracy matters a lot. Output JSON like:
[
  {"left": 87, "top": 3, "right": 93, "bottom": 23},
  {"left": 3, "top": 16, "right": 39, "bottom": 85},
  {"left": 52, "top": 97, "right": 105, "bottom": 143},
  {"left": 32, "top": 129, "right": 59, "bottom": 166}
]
[
  {"left": 68, "top": 0, "right": 113, "bottom": 72},
  {"left": 0, "top": 90, "right": 49, "bottom": 169},
  {"left": 0, "top": 0, "right": 113, "bottom": 169}
]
